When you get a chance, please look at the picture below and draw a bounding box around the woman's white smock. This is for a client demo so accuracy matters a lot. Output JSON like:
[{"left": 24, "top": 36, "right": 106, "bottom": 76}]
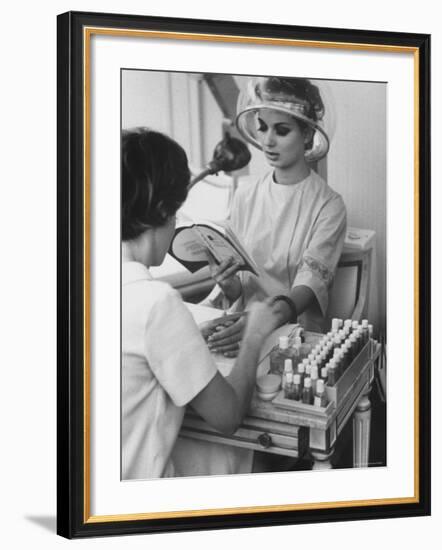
[{"left": 229, "top": 170, "right": 347, "bottom": 331}]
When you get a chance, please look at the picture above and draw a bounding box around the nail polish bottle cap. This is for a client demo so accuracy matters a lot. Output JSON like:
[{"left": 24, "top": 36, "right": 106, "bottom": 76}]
[
  {"left": 293, "top": 336, "right": 302, "bottom": 347},
  {"left": 279, "top": 336, "right": 289, "bottom": 349},
  {"left": 284, "top": 359, "right": 293, "bottom": 373}
]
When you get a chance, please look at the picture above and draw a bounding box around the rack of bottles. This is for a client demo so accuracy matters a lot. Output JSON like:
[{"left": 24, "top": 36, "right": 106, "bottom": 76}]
[{"left": 263, "top": 318, "right": 375, "bottom": 417}]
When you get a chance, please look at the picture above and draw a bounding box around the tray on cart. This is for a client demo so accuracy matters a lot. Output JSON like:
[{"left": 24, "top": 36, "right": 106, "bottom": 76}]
[
  {"left": 272, "top": 393, "right": 335, "bottom": 419},
  {"left": 272, "top": 340, "right": 374, "bottom": 420}
]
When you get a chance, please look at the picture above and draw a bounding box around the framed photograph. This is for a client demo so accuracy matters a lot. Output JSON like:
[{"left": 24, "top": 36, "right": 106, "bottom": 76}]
[{"left": 57, "top": 11, "right": 430, "bottom": 538}]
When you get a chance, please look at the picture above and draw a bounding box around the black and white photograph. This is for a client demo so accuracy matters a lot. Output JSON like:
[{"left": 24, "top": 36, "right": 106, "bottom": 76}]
[{"left": 121, "top": 69, "right": 387, "bottom": 481}]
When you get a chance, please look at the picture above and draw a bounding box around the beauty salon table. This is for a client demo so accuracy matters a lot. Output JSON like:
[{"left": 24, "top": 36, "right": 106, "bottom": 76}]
[{"left": 180, "top": 304, "right": 381, "bottom": 470}]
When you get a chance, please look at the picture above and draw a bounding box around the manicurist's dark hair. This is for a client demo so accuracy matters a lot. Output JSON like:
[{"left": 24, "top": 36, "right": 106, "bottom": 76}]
[{"left": 122, "top": 128, "right": 190, "bottom": 241}]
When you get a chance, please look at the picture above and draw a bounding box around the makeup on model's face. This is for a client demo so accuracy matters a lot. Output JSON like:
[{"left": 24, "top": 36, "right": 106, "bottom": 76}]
[{"left": 255, "top": 109, "right": 309, "bottom": 171}]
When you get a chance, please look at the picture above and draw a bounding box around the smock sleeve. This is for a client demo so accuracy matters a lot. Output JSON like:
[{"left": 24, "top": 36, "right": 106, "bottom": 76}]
[
  {"left": 144, "top": 287, "right": 218, "bottom": 407},
  {"left": 292, "top": 195, "right": 347, "bottom": 316}
]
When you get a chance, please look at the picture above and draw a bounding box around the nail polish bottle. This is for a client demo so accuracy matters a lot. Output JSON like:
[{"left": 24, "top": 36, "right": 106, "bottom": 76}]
[
  {"left": 283, "top": 371, "right": 294, "bottom": 399},
  {"left": 270, "top": 336, "right": 295, "bottom": 375},
  {"left": 331, "top": 318, "right": 340, "bottom": 333},
  {"left": 361, "top": 319, "right": 369, "bottom": 344},
  {"left": 314, "top": 379, "right": 328, "bottom": 408},
  {"left": 297, "top": 363, "right": 305, "bottom": 387},
  {"left": 327, "top": 358, "right": 337, "bottom": 386},
  {"left": 292, "top": 374, "right": 302, "bottom": 401},
  {"left": 302, "top": 377, "right": 313, "bottom": 405},
  {"left": 292, "top": 335, "right": 311, "bottom": 365},
  {"left": 284, "top": 358, "right": 293, "bottom": 375},
  {"left": 310, "top": 365, "right": 319, "bottom": 395}
]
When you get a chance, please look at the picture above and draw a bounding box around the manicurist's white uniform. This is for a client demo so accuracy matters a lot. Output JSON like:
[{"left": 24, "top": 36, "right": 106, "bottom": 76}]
[
  {"left": 229, "top": 169, "right": 347, "bottom": 331},
  {"left": 122, "top": 261, "right": 252, "bottom": 480},
  {"left": 122, "top": 261, "right": 218, "bottom": 480}
]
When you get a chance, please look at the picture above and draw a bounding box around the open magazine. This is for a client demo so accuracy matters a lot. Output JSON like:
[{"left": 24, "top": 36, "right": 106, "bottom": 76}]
[{"left": 169, "top": 217, "right": 259, "bottom": 276}]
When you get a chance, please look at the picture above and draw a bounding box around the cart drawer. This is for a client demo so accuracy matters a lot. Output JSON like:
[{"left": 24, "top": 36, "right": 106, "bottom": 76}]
[{"left": 181, "top": 413, "right": 308, "bottom": 458}]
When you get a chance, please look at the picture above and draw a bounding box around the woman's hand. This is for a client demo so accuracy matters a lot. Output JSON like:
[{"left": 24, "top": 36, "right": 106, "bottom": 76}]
[
  {"left": 206, "top": 300, "right": 281, "bottom": 358},
  {"left": 206, "top": 253, "right": 242, "bottom": 302},
  {"left": 206, "top": 315, "right": 246, "bottom": 358}
]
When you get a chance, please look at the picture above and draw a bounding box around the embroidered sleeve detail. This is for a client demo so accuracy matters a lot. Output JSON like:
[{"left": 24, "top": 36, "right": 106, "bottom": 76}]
[{"left": 298, "top": 255, "right": 334, "bottom": 288}]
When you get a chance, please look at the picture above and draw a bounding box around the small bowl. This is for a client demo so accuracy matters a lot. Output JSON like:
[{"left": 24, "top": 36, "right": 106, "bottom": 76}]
[
  {"left": 256, "top": 373, "right": 281, "bottom": 394},
  {"left": 257, "top": 389, "right": 280, "bottom": 402}
]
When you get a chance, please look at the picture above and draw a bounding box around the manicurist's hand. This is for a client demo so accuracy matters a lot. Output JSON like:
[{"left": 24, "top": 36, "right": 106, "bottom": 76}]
[
  {"left": 243, "top": 300, "right": 281, "bottom": 342},
  {"left": 206, "top": 253, "right": 242, "bottom": 302},
  {"left": 199, "top": 313, "right": 242, "bottom": 341},
  {"left": 191, "top": 302, "right": 281, "bottom": 434},
  {"left": 206, "top": 300, "right": 280, "bottom": 358}
]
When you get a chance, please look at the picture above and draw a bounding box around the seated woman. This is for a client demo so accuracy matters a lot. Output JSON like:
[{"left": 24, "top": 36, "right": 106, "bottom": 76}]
[
  {"left": 206, "top": 76, "right": 347, "bottom": 357},
  {"left": 122, "top": 127, "right": 279, "bottom": 480}
]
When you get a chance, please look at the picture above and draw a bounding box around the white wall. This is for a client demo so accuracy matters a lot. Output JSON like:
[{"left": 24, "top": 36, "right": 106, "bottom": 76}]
[
  {"left": 122, "top": 70, "right": 225, "bottom": 169},
  {"left": 327, "top": 80, "right": 387, "bottom": 333},
  {"left": 1, "top": 1, "right": 439, "bottom": 549},
  {"left": 122, "top": 70, "right": 173, "bottom": 133}
]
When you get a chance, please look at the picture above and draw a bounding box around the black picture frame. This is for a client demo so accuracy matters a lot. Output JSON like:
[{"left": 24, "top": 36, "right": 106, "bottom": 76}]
[{"left": 57, "top": 10, "right": 431, "bottom": 539}]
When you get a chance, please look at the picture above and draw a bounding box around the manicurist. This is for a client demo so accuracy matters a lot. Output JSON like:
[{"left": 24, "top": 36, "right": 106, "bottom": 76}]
[{"left": 121, "top": 127, "right": 279, "bottom": 479}]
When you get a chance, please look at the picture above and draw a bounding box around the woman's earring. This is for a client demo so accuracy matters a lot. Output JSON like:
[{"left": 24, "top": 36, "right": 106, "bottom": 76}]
[{"left": 304, "top": 128, "right": 313, "bottom": 144}]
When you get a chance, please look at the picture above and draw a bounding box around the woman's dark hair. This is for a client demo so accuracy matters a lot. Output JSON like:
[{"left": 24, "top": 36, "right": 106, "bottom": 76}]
[
  {"left": 122, "top": 128, "right": 190, "bottom": 241},
  {"left": 255, "top": 77, "right": 324, "bottom": 150}
]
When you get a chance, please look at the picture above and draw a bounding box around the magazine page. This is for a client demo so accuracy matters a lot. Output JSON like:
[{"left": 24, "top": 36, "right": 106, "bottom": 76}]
[{"left": 170, "top": 221, "right": 258, "bottom": 274}]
